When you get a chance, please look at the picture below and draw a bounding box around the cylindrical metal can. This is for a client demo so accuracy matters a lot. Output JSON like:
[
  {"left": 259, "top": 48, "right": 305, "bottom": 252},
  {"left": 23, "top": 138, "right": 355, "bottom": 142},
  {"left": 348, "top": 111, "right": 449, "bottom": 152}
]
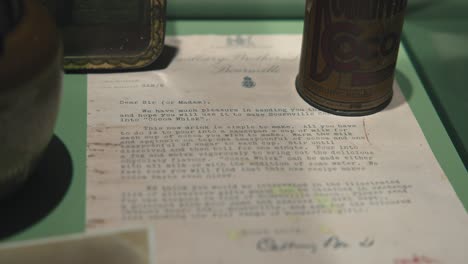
[{"left": 296, "top": 0, "right": 407, "bottom": 116}]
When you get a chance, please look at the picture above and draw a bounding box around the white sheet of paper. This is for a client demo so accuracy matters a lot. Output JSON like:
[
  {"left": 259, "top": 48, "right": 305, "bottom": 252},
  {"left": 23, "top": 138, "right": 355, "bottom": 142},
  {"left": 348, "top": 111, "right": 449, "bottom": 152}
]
[{"left": 86, "top": 35, "right": 468, "bottom": 264}]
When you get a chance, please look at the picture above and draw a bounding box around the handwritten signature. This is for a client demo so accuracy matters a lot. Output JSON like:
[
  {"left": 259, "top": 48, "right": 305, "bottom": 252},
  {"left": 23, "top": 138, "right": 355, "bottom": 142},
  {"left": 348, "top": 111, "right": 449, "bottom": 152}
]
[
  {"left": 257, "top": 237, "right": 318, "bottom": 253},
  {"left": 256, "top": 236, "right": 374, "bottom": 254}
]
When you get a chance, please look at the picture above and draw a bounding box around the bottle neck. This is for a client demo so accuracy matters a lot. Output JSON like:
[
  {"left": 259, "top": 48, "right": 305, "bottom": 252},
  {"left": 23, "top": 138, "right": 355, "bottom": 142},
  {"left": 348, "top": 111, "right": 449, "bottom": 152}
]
[{"left": 0, "top": 0, "right": 23, "bottom": 55}]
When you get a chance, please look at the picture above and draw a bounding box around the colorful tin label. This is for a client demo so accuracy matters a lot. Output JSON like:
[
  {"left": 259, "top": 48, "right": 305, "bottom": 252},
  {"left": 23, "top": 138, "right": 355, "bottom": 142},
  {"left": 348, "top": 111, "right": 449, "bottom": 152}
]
[{"left": 297, "top": 0, "right": 407, "bottom": 115}]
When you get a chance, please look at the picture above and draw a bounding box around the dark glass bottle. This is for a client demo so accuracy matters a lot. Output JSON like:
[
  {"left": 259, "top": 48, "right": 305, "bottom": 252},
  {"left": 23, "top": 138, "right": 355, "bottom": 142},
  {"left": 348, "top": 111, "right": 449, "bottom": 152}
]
[{"left": 0, "top": 0, "right": 62, "bottom": 198}]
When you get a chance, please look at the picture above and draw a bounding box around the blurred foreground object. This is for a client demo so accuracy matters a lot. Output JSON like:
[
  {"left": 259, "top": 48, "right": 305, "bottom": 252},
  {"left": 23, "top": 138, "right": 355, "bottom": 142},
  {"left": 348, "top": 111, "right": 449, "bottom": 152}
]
[
  {"left": 0, "top": 228, "right": 154, "bottom": 264},
  {"left": 296, "top": 0, "right": 408, "bottom": 116},
  {"left": 41, "top": 0, "right": 166, "bottom": 71},
  {"left": 0, "top": 0, "right": 62, "bottom": 198}
]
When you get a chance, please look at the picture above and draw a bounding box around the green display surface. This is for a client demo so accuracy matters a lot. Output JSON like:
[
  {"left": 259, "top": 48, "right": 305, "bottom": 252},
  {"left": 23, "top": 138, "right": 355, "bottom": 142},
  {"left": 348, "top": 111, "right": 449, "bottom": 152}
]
[
  {"left": 166, "top": 0, "right": 304, "bottom": 19},
  {"left": 4, "top": 20, "right": 467, "bottom": 243},
  {"left": 6, "top": 75, "right": 87, "bottom": 242},
  {"left": 403, "top": 0, "right": 468, "bottom": 169},
  {"left": 165, "top": 0, "right": 443, "bottom": 19}
]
